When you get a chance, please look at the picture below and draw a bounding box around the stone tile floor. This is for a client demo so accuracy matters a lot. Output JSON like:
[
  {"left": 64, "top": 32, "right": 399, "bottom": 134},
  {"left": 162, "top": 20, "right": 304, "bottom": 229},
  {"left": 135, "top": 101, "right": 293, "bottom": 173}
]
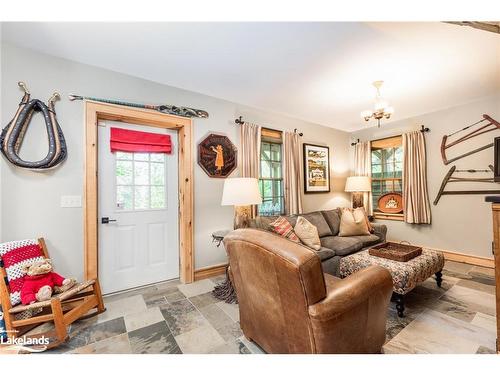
[{"left": 4, "top": 260, "right": 497, "bottom": 354}]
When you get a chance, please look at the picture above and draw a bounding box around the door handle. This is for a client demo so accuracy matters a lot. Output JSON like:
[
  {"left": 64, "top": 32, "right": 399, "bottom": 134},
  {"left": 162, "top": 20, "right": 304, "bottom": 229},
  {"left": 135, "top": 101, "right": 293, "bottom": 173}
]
[{"left": 101, "top": 217, "right": 117, "bottom": 224}]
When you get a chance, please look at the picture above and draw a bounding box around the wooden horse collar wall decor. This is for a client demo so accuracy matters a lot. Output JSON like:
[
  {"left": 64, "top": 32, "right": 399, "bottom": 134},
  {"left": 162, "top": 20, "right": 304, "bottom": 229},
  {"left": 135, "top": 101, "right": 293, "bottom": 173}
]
[
  {"left": 0, "top": 82, "right": 67, "bottom": 170},
  {"left": 441, "top": 114, "right": 500, "bottom": 165}
]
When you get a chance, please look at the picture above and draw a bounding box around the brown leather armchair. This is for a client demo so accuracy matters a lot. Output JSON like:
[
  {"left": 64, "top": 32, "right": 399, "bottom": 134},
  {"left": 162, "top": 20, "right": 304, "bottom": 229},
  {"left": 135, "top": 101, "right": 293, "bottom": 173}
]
[{"left": 224, "top": 229, "right": 393, "bottom": 354}]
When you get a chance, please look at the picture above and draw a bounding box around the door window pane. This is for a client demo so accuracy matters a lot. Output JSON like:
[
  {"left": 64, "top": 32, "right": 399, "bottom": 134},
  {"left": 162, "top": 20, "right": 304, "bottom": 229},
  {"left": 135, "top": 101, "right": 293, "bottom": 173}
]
[
  {"left": 150, "top": 163, "right": 165, "bottom": 185},
  {"left": 134, "top": 186, "right": 149, "bottom": 209},
  {"left": 134, "top": 162, "right": 149, "bottom": 185},
  {"left": 134, "top": 153, "right": 149, "bottom": 161},
  {"left": 116, "top": 152, "right": 166, "bottom": 211},
  {"left": 150, "top": 153, "right": 164, "bottom": 162},
  {"left": 151, "top": 186, "right": 166, "bottom": 209},
  {"left": 116, "top": 151, "right": 133, "bottom": 160},
  {"left": 117, "top": 186, "right": 133, "bottom": 210},
  {"left": 116, "top": 160, "right": 133, "bottom": 185}
]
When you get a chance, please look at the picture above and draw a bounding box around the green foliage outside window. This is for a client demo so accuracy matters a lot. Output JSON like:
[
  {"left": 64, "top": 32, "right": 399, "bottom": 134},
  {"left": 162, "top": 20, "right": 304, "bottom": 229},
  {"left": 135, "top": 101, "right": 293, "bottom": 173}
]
[
  {"left": 259, "top": 141, "right": 284, "bottom": 216},
  {"left": 371, "top": 146, "right": 403, "bottom": 212}
]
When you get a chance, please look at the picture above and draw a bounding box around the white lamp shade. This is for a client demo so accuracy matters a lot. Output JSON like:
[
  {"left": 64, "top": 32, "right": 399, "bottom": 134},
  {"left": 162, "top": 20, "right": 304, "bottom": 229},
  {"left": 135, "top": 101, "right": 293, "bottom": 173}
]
[
  {"left": 345, "top": 176, "right": 372, "bottom": 192},
  {"left": 221, "top": 177, "right": 262, "bottom": 206}
]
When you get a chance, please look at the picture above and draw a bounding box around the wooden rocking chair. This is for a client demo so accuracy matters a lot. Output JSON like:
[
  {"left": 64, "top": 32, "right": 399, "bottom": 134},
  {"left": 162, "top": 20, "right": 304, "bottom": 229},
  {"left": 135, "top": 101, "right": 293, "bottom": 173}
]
[{"left": 0, "top": 238, "right": 105, "bottom": 350}]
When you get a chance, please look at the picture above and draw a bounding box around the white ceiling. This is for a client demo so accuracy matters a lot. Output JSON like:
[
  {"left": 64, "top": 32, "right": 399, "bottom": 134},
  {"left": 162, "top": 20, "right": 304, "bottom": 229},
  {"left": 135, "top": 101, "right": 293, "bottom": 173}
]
[{"left": 2, "top": 22, "right": 499, "bottom": 131}]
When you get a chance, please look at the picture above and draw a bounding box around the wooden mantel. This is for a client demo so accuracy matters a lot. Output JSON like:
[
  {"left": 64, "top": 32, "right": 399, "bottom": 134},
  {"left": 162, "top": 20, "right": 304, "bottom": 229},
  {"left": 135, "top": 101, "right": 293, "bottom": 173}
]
[{"left": 485, "top": 196, "right": 500, "bottom": 353}]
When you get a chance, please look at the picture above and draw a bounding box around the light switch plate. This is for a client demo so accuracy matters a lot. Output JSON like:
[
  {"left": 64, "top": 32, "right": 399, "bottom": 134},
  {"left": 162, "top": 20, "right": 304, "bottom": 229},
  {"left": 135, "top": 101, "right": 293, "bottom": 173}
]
[{"left": 60, "top": 195, "right": 82, "bottom": 208}]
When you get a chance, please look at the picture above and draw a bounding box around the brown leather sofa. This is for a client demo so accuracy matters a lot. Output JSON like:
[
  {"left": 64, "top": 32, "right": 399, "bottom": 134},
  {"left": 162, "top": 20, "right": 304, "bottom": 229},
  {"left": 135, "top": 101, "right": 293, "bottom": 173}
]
[{"left": 224, "top": 228, "right": 393, "bottom": 354}]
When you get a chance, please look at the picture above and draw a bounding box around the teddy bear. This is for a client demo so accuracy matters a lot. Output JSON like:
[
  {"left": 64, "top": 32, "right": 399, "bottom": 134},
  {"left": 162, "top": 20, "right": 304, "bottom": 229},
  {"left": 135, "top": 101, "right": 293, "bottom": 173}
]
[{"left": 20, "top": 259, "right": 76, "bottom": 305}]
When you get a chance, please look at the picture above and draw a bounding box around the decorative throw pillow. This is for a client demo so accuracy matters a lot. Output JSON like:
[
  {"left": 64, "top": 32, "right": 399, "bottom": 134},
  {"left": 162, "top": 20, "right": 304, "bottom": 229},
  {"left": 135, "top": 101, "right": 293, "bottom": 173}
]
[
  {"left": 294, "top": 216, "right": 321, "bottom": 250},
  {"left": 269, "top": 216, "right": 300, "bottom": 243},
  {"left": 338, "top": 208, "right": 371, "bottom": 237},
  {"left": 355, "top": 206, "right": 373, "bottom": 233}
]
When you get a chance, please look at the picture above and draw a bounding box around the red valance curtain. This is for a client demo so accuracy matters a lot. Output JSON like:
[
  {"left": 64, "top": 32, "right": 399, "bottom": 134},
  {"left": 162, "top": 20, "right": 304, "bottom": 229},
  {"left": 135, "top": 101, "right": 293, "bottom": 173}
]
[{"left": 110, "top": 127, "right": 172, "bottom": 154}]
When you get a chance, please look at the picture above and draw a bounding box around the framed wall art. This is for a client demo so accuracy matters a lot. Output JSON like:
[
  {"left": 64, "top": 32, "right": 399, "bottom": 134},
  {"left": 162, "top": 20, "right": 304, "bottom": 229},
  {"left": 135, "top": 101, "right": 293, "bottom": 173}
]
[
  {"left": 303, "top": 143, "right": 330, "bottom": 193},
  {"left": 198, "top": 133, "right": 237, "bottom": 178}
]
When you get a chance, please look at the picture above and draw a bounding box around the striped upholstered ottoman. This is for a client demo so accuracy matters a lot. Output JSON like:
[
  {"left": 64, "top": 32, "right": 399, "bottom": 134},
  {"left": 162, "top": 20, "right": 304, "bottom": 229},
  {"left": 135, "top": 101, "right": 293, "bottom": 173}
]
[{"left": 339, "top": 248, "right": 445, "bottom": 317}]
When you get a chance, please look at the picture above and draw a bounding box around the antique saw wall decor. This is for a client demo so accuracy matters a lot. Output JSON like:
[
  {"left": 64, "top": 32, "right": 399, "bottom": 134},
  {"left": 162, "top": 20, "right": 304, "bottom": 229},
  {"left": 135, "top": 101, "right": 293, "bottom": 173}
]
[
  {"left": 1, "top": 82, "right": 67, "bottom": 170},
  {"left": 198, "top": 133, "right": 237, "bottom": 178},
  {"left": 69, "top": 94, "right": 209, "bottom": 118},
  {"left": 433, "top": 114, "right": 500, "bottom": 205},
  {"left": 433, "top": 165, "right": 500, "bottom": 205},
  {"left": 441, "top": 114, "right": 500, "bottom": 165}
]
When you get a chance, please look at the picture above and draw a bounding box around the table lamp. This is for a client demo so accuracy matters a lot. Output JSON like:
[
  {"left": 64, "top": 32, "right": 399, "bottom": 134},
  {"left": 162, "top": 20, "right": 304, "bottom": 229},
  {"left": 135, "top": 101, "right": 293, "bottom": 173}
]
[
  {"left": 345, "top": 176, "right": 371, "bottom": 209},
  {"left": 221, "top": 177, "right": 262, "bottom": 229}
]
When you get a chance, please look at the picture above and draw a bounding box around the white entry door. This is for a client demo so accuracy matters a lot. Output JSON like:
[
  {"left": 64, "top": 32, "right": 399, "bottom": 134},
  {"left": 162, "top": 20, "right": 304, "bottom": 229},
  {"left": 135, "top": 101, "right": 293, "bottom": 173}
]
[{"left": 98, "top": 121, "right": 179, "bottom": 294}]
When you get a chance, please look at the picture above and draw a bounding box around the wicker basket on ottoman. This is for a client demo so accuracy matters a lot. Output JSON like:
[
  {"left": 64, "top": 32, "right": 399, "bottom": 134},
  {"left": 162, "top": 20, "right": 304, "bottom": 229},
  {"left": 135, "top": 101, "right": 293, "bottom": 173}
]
[{"left": 339, "top": 248, "right": 445, "bottom": 317}]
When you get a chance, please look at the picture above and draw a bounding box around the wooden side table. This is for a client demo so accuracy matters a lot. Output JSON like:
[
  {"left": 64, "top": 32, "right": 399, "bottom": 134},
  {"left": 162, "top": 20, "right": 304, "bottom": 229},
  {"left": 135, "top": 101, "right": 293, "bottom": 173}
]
[
  {"left": 485, "top": 196, "right": 500, "bottom": 353},
  {"left": 211, "top": 230, "right": 238, "bottom": 304}
]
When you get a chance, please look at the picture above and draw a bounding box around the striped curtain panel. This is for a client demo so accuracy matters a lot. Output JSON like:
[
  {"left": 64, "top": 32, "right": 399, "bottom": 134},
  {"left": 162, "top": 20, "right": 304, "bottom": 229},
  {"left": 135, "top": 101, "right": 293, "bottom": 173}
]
[
  {"left": 240, "top": 122, "right": 262, "bottom": 218},
  {"left": 283, "top": 131, "right": 303, "bottom": 215},
  {"left": 353, "top": 141, "right": 373, "bottom": 215},
  {"left": 402, "top": 131, "right": 432, "bottom": 224}
]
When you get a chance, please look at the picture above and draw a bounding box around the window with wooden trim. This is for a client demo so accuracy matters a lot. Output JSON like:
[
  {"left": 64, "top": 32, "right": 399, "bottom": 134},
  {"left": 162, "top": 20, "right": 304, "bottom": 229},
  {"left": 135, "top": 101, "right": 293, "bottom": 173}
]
[
  {"left": 259, "top": 128, "right": 284, "bottom": 216},
  {"left": 371, "top": 136, "right": 403, "bottom": 219}
]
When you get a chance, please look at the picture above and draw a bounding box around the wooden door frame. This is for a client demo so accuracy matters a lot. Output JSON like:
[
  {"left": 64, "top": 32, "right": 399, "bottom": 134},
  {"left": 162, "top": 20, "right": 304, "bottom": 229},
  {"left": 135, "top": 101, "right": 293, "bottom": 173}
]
[{"left": 83, "top": 101, "right": 194, "bottom": 284}]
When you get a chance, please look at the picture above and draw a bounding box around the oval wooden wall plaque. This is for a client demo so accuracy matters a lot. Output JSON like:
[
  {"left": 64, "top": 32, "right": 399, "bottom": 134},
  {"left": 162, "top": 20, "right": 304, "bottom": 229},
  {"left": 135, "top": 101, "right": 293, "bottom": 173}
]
[{"left": 377, "top": 192, "right": 404, "bottom": 213}]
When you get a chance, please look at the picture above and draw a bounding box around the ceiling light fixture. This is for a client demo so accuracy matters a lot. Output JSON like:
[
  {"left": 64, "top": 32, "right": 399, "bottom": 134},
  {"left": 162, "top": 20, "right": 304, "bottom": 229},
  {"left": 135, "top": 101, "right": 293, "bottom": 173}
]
[{"left": 360, "top": 80, "right": 394, "bottom": 127}]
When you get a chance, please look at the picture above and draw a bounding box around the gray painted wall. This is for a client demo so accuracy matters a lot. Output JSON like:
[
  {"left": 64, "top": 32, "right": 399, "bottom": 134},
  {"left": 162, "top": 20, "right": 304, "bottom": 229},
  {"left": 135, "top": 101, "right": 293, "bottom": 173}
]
[
  {"left": 352, "top": 94, "right": 500, "bottom": 259},
  {"left": 0, "top": 43, "right": 351, "bottom": 281}
]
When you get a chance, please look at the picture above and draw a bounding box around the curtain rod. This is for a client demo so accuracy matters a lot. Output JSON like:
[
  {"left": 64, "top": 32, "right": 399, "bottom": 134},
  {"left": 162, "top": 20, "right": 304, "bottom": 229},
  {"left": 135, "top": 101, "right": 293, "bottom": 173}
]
[
  {"left": 234, "top": 116, "right": 303, "bottom": 137},
  {"left": 351, "top": 125, "right": 430, "bottom": 146}
]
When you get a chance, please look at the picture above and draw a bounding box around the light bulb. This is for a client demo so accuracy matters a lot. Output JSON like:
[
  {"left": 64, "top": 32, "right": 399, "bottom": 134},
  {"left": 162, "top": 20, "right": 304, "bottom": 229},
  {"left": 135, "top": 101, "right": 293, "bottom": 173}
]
[
  {"left": 374, "top": 99, "right": 388, "bottom": 112},
  {"left": 360, "top": 110, "right": 372, "bottom": 120},
  {"left": 384, "top": 106, "right": 394, "bottom": 115}
]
